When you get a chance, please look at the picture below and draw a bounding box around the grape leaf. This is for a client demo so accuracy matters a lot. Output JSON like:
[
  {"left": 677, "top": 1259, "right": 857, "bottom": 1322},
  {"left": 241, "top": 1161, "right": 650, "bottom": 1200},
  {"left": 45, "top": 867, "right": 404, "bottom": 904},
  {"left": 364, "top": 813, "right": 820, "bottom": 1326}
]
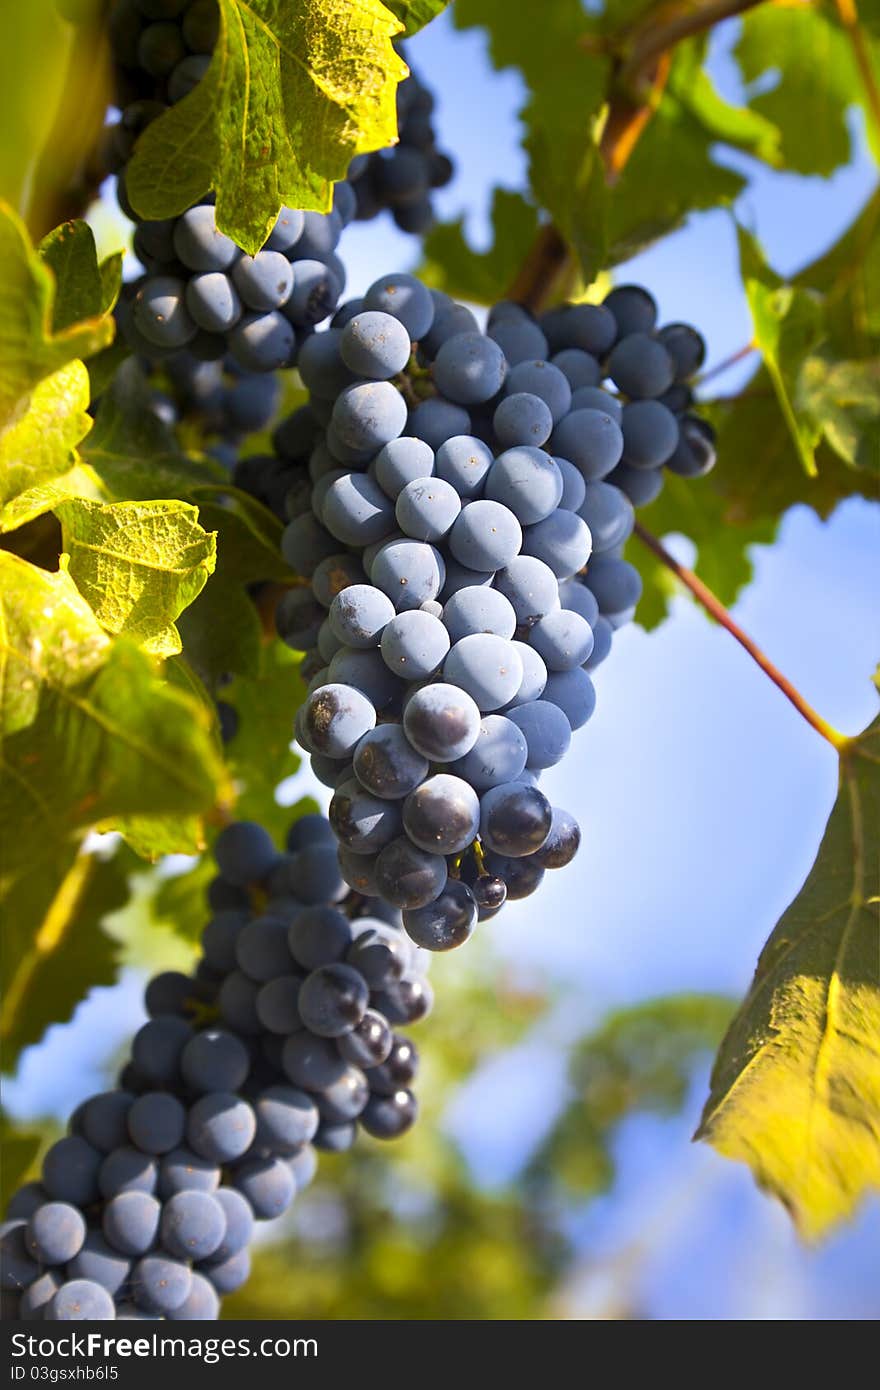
[
  {"left": 222, "top": 636, "right": 308, "bottom": 838},
  {"left": 0, "top": 844, "right": 130, "bottom": 1071},
  {"left": 125, "top": 0, "right": 408, "bottom": 254},
  {"left": 57, "top": 498, "right": 217, "bottom": 656},
  {"left": 0, "top": 1118, "right": 44, "bottom": 1214},
  {"left": 667, "top": 39, "right": 782, "bottom": 169},
  {"left": 0, "top": 361, "right": 98, "bottom": 533},
  {"left": 797, "top": 356, "right": 880, "bottom": 473},
  {"left": 697, "top": 708, "right": 880, "bottom": 1239},
  {"left": 419, "top": 189, "right": 541, "bottom": 304},
  {"left": 0, "top": 554, "right": 230, "bottom": 880},
  {"left": 39, "top": 220, "right": 121, "bottom": 331},
  {"left": 384, "top": 0, "right": 449, "bottom": 35}
]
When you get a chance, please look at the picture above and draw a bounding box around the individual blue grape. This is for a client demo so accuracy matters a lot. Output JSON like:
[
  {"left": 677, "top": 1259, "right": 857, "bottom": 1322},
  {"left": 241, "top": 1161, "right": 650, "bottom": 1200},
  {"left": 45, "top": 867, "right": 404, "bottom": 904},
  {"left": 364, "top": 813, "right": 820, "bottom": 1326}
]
[
  {"left": 315, "top": 1065, "right": 369, "bottom": 1124},
  {"left": 503, "top": 359, "right": 572, "bottom": 423},
  {"left": 442, "top": 586, "right": 516, "bottom": 644},
  {"left": 487, "top": 316, "right": 548, "bottom": 365},
  {"left": 282, "top": 1031, "right": 348, "bottom": 1091},
  {"left": 285, "top": 259, "right": 341, "bottom": 326},
  {"left": 67, "top": 1232, "right": 131, "bottom": 1295},
  {"left": 180, "top": 1029, "right": 250, "bottom": 1095},
  {"left": 374, "top": 437, "right": 434, "bottom": 498},
  {"left": 160, "top": 1191, "right": 226, "bottom": 1261},
  {"left": 303, "top": 683, "right": 376, "bottom": 758},
  {"left": 370, "top": 538, "right": 445, "bottom": 610},
  {"left": 482, "top": 850, "right": 545, "bottom": 901},
  {"left": 98, "top": 1148, "right": 157, "bottom": 1200},
  {"left": 543, "top": 667, "right": 597, "bottom": 730},
  {"left": 298, "top": 964, "right": 369, "bottom": 1037},
  {"left": 102, "top": 1193, "right": 161, "bottom": 1257},
  {"left": 132, "top": 1256, "right": 192, "bottom": 1315},
  {"left": 337, "top": 1010, "right": 393, "bottom": 1068},
  {"left": 41, "top": 1137, "right": 102, "bottom": 1206},
  {"left": 433, "top": 332, "right": 507, "bottom": 404},
  {"left": 6, "top": 1185, "right": 46, "bottom": 1222},
  {"left": 603, "top": 284, "right": 657, "bottom": 338},
  {"left": 395, "top": 477, "right": 461, "bottom": 541},
  {"left": 551, "top": 408, "right": 624, "bottom": 480},
  {"left": 137, "top": 20, "right": 186, "bottom": 78},
  {"left": 346, "top": 923, "right": 410, "bottom": 989},
  {"left": 329, "top": 778, "right": 402, "bottom": 854},
  {"left": 331, "top": 382, "right": 407, "bottom": 453},
  {"left": 555, "top": 454, "right": 587, "bottom": 512},
  {"left": 19, "top": 1270, "right": 62, "bottom": 1320},
  {"left": 403, "top": 880, "right": 476, "bottom": 951},
  {"left": 577, "top": 481, "right": 635, "bottom": 552},
  {"left": 352, "top": 724, "right": 430, "bottom": 800},
  {"left": 281, "top": 512, "right": 339, "bottom": 576},
  {"left": 479, "top": 781, "right": 552, "bottom": 857},
  {"left": 235, "top": 916, "right": 295, "bottom": 982},
  {"left": 451, "top": 714, "right": 528, "bottom": 790},
  {"left": 323, "top": 472, "right": 397, "bottom": 547},
  {"left": 665, "top": 415, "right": 716, "bottom": 477},
  {"left": 228, "top": 311, "right": 295, "bottom": 372},
  {"left": 492, "top": 555, "right": 558, "bottom": 628},
  {"left": 472, "top": 874, "right": 508, "bottom": 912},
  {"left": 25, "top": 1203, "right": 86, "bottom": 1266},
  {"left": 433, "top": 434, "right": 493, "bottom": 497},
  {"left": 657, "top": 322, "right": 706, "bottom": 380},
  {"left": 46, "top": 1278, "right": 116, "bottom": 1321},
  {"left": 585, "top": 556, "right": 643, "bottom": 623},
  {"left": 448, "top": 499, "right": 522, "bottom": 572},
  {"left": 340, "top": 311, "right": 412, "bottom": 379},
  {"left": 403, "top": 682, "right": 481, "bottom": 761},
  {"left": 311, "top": 553, "right": 365, "bottom": 609},
  {"left": 133, "top": 276, "right": 197, "bottom": 348},
  {"left": 185, "top": 272, "right": 241, "bottom": 333},
  {"left": 157, "top": 1149, "right": 221, "bottom": 1200},
  {"left": 217, "top": 971, "right": 261, "bottom": 1035},
  {"left": 328, "top": 584, "right": 394, "bottom": 648},
  {"left": 186, "top": 1094, "right": 256, "bottom": 1164},
  {"left": 363, "top": 273, "right": 434, "bottom": 339},
  {"left": 402, "top": 774, "right": 480, "bottom": 855},
  {"left": 80, "top": 1092, "right": 134, "bottom": 1154},
  {"left": 276, "top": 587, "right": 326, "bottom": 651},
  {"left": 295, "top": 210, "right": 342, "bottom": 258},
  {"left": 379, "top": 609, "right": 450, "bottom": 678},
  {"left": 201, "top": 1248, "right": 251, "bottom": 1295},
  {"left": 621, "top": 400, "right": 679, "bottom": 467},
  {"left": 607, "top": 460, "right": 664, "bottom": 507},
  {"left": 421, "top": 301, "right": 480, "bottom": 355},
  {"left": 173, "top": 205, "right": 238, "bottom": 272},
  {"left": 131, "top": 1015, "right": 192, "bottom": 1085},
  {"left": 544, "top": 302, "right": 617, "bottom": 356},
  {"left": 214, "top": 821, "right": 278, "bottom": 887},
  {"left": 0, "top": 1223, "right": 40, "bottom": 1292},
  {"left": 570, "top": 385, "right": 623, "bottom": 421},
  {"left": 607, "top": 333, "right": 674, "bottom": 399},
  {"left": 408, "top": 397, "right": 472, "bottom": 450},
  {"left": 507, "top": 700, "right": 572, "bottom": 770},
  {"left": 232, "top": 1157, "right": 296, "bottom": 1220},
  {"left": 127, "top": 1094, "right": 186, "bottom": 1156},
  {"left": 484, "top": 447, "right": 563, "bottom": 525},
  {"left": 360, "top": 1090, "right": 418, "bottom": 1139},
  {"left": 551, "top": 348, "right": 601, "bottom": 390},
  {"left": 200, "top": 910, "right": 247, "bottom": 974},
  {"left": 533, "top": 807, "right": 582, "bottom": 869},
  {"left": 444, "top": 633, "right": 523, "bottom": 711},
  {"left": 583, "top": 615, "right": 613, "bottom": 669},
  {"left": 313, "top": 1120, "right": 357, "bottom": 1152},
  {"left": 520, "top": 509, "right": 592, "bottom": 579},
  {"left": 296, "top": 330, "right": 357, "bottom": 399},
  {"left": 232, "top": 251, "right": 294, "bottom": 312},
  {"left": 440, "top": 558, "right": 493, "bottom": 599},
  {"left": 327, "top": 646, "right": 400, "bottom": 709},
  {"left": 253, "top": 1085, "right": 319, "bottom": 1154},
  {"left": 266, "top": 205, "right": 305, "bottom": 252},
  {"left": 287, "top": 905, "right": 353, "bottom": 971},
  {"left": 493, "top": 392, "right": 553, "bottom": 448},
  {"left": 167, "top": 1271, "right": 220, "bottom": 1321},
  {"left": 255, "top": 976, "right": 303, "bottom": 1035},
  {"left": 373, "top": 838, "right": 448, "bottom": 910}
]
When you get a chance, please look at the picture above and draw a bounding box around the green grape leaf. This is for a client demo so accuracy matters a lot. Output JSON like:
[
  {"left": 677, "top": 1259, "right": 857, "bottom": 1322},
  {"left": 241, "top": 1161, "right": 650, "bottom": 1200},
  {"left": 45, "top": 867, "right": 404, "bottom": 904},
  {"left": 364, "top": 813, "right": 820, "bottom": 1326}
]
[
  {"left": 419, "top": 189, "right": 541, "bottom": 305},
  {"left": 797, "top": 356, "right": 880, "bottom": 473},
  {"left": 738, "top": 225, "right": 825, "bottom": 477},
  {"left": 38, "top": 221, "right": 121, "bottom": 331},
  {"left": 57, "top": 498, "right": 217, "bottom": 656},
  {"left": 0, "top": 554, "right": 230, "bottom": 880},
  {"left": 698, "top": 710, "right": 880, "bottom": 1239},
  {"left": 384, "top": 0, "right": 449, "bottom": 35},
  {"left": 0, "top": 1118, "right": 44, "bottom": 1214},
  {"left": 0, "top": 360, "right": 99, "bottom": 533},
  {"left": 222, "top": 637, "right": 308, "bottom": 838},
  {"left": 125, "top": 0, "right": 408, "bottom": 254},
  {"left": 735, "top": 4, "right": 876, "bottom": 175},
  {"left": 0, "top": 845, "right": 131, "bottom": 1071},
  {"left": 531, "top": 994, "right": 734, "bottom": 1196},
  {"left": 668, "top": 39, "right": 782, "bottom": 168}
]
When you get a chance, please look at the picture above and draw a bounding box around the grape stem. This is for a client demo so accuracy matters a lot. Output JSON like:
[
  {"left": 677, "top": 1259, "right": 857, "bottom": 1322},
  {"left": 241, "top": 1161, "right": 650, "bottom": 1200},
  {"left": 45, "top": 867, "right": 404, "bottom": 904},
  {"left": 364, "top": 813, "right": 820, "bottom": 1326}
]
[
  {"left": 696, "top": 341, "right": 757, "bottom": 386},
  {"left": 633, "top": 522, "right": 850, "bottom": 751},
  {"left": 834, "top": 0, "right": 880, "bottom": 137}
]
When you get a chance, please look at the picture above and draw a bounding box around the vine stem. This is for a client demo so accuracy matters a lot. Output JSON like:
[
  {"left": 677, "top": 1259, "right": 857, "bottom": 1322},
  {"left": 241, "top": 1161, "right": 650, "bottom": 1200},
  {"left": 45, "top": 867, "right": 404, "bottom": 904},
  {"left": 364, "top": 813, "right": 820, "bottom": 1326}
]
[
  {"left": 834, "top": 0, "right": 880, "bottom": 138},
  {"left": 0, "top": 849, "right": 96, "bottom": 1041},
  {"left": 696, "top": 341, "right": 757, "bottom": 386},
  {"left": 633, "top": 523, "right": 850, "bottom": 752}
]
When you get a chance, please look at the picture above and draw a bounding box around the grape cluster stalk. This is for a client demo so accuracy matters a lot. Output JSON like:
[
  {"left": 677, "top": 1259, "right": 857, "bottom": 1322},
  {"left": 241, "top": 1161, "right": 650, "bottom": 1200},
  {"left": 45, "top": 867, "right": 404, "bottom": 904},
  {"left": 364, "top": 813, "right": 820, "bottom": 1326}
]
[{"left": 1, "top": 817, "right": 430, "bottom": 1321}]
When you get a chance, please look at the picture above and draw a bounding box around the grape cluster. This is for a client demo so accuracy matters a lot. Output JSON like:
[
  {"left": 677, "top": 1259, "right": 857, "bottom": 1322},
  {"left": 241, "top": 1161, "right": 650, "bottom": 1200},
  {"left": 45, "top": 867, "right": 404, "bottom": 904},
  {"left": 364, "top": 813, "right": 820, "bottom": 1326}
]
[
  {"left": 1, "top": 816, "right": 426, "bottom": 1321},
  {"left": 346, "top": 59, "right": 454, "bottom": 234},
  {"left": 259, "top": 277, "right": 714, "bottom": 933},
  {"left": 135, "top": 355, "right": 283, "bottom": 463}
]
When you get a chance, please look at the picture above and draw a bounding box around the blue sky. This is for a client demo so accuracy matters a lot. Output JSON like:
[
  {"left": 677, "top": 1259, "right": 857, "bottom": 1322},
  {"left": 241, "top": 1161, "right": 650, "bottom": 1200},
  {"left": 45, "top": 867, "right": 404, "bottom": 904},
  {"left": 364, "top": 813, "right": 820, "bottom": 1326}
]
[{"left": 8, "top": 9, "right": 879, "bottom": 1320}]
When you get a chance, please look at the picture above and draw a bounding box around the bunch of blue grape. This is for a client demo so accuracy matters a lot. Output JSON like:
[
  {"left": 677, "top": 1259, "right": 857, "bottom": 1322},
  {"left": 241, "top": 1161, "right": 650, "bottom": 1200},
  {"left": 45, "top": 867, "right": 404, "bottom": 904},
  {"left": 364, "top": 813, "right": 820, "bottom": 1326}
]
[
  {"left": 260, "top": 277, "right": 714, "bottom": 936},
  {"left": 1, "top": 816, "right": 426, "bottom": 1321},
  {"left": 133, "top": 354, "right": 283, "bottom": 464},
  {"left": 346, "top": 59, "right": 454, "bottom": 234}
]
